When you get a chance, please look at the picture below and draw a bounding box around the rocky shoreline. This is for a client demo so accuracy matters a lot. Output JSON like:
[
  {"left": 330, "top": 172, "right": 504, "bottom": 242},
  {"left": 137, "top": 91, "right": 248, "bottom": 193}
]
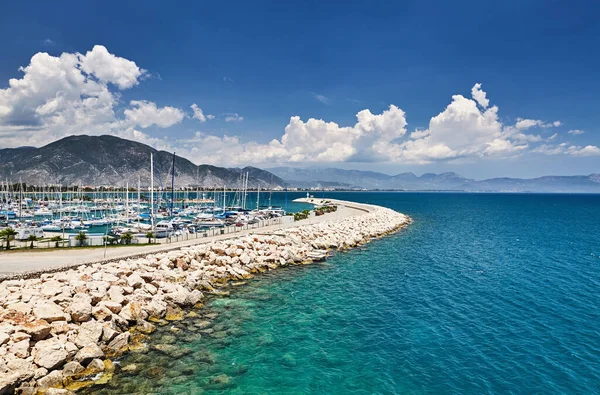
[{"left": 0, "top": 201, "right": 410, "bottom": 394}]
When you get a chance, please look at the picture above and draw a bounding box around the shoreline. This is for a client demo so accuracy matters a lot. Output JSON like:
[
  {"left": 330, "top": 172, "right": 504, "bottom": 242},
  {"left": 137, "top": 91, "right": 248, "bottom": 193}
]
[{"left": 0, "top": 200, "right": 411, "bottom": 394}]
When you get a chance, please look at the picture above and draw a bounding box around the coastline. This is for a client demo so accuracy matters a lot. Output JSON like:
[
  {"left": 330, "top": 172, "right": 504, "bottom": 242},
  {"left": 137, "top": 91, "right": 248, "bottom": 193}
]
[{"left": 0, "top": 200, "right": 411, "bottom": 394}]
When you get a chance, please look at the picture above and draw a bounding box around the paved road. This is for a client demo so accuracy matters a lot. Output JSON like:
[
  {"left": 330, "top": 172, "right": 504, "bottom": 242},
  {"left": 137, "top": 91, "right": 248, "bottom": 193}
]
[{"left": 0, "top": 202, "right": 362, "bottom": 275}]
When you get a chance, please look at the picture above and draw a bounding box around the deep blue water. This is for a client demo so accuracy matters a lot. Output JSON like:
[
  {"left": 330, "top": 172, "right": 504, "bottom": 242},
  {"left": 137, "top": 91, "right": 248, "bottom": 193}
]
[{"left": 93, "top": 192, "right": 600, "bottom": 394}]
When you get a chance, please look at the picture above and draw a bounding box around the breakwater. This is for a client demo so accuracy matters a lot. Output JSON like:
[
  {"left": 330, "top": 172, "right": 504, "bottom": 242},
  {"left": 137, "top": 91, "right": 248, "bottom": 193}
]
[{"left": 0, "top": 201, "right": 410, "bottom": 394}]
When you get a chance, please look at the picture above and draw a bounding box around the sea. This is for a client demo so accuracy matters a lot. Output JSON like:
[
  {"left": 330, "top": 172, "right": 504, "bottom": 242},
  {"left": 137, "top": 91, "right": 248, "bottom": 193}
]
[{"left": 86, "top": 192, "right": 600, "bottom": 394}]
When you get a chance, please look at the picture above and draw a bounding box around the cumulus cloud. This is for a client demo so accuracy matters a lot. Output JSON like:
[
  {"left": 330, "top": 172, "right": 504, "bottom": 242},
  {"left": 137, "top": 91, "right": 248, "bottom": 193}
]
[
  {"left": 190, "top": 104, "right": 214, "bottom": 123},
  {"left": 124, "top": 100, "right": 184, "bottom": 128},
  {"left": 568, "top": 129, "right": 585, "bottom": 135},
  {"left": 174, "top": 83, "right": 597, "bottom": 166},
  {"left": 225, "top": 113, "right": 244, "bottom": 122},
  {"left": 1, "top": 48, "right": 598, "bottom": 167},
  {"left": 79, "top": 45, "right": 146, "bottom": 89},
  {"left": 0, "top": 46, "right": 174, "bottom": 147},
  {"left": 471, "top": 83, "right": 489, "bottom": 108}
]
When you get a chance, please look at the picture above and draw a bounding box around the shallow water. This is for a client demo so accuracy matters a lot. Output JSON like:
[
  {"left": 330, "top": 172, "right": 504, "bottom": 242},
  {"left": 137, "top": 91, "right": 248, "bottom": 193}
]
[{"left": 87, "top": 192, "right": 600, "bottom": 394}]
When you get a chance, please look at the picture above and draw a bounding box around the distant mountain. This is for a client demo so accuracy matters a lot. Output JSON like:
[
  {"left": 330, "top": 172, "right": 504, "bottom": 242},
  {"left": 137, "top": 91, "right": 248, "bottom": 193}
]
[
  {"left": 0, "top": 135, "right": 285, "bottom": 188},
  {"left": 267, "top": 167, "right": 474, "bottom": 190},
  {"left": 267, "top": 167, "right": 600, "bottom": 193}
]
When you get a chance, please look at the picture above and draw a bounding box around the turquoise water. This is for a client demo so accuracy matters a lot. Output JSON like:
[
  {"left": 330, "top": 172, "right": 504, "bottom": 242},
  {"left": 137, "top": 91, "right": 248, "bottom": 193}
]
[{"left": 90, "top": 192, "right": 600, "bottom": 394}]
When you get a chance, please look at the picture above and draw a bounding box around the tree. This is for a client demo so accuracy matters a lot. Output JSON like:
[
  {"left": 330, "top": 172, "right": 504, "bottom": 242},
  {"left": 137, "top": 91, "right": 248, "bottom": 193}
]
[
  {"left": 74, "top": 231, "right": 88, "bottom": 247},
  {"left": 121, "top": 232, "right": 133, "bottom": 245},
  {"left": 50, "top": 235, "right": 63, "bottom": 248},
  {"left": 145, "top": 231, "right": 155, "bottom": 244},
  {"left": 27, "top": 234, "right": 38, "bottom": 249},
  {"left": 0, "top": 228, "right": 18, "bottom": 250}
]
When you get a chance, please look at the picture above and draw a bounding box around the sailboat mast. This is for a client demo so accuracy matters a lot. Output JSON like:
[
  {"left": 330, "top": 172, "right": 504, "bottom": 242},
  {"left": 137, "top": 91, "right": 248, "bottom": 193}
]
[
  {"left": 170, "top": 152, "right": 176, "bottom": 217},
  {"left": 150, "top": 153, "right": 155, "bottom": 232}
]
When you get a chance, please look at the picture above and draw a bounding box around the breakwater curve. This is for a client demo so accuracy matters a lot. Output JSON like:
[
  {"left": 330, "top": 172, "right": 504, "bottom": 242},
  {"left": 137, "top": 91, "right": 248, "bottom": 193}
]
[{"left": 0, "top": 200, "right": 410, "bottom": 394}]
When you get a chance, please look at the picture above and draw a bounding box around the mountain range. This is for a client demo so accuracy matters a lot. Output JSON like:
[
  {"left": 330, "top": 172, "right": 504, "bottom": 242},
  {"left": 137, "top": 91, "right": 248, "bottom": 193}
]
[
  {"left": 0, "top": 135, "right": 597, "bottom": 192},
  {"left": 0, "top": 135, "right": 286, "bottom": 188},
  {"left": 267, "top": 167, "right": 600, "bottom": 193}
]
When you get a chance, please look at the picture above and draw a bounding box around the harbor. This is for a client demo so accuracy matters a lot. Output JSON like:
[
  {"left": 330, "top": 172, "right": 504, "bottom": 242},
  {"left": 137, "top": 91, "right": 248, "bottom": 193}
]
[{"left": 0, "top": 198, "right": 410, "bottom": 393}]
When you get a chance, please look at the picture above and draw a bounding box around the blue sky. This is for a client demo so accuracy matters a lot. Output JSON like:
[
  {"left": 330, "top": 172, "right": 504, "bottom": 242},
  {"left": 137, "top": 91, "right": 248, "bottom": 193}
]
[{"left": 0, "top": 0, "right": 598, "bottom": 178}]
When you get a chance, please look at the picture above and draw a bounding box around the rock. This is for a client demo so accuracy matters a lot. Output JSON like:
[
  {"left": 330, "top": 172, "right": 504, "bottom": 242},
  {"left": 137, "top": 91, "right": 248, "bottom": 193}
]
[
  {"left": 0, "top": 373, "right": 19, "bottom": 395},
  {"left": 136, "top": 320, "right": 156, "bottom": 334},
  {"left": 74, "top": 344, "right": 104, "bottom": 365},
  {"left": 143, "top": 299, "right": 167, "bottom": 318},
  {"left": 0, "top": 332, "right": 9, "bottom": 345},
  {"left": 91, "top": 305, "right": 113, "bottom": 321},
  {"left": 127, "top": 273, "right": 144, "bottom": 288},
  {"left": 99, "top": 301, "right": 122, "bottom": 314},
  {"left": 9, "top": 339, "right": 30, "bottom": 358},
  {"left": 119, "top": 301, "right": 147, "bottom": 322},
  {"left": 74, "top": 321, "right": 104, "bottom": 348},
  {"left": 107, "top": 332, "right": 130, "bottom": 351},
  {"left": 65, "top": 342, "right": 79, "bottom": 358},
  {"left": 32, "top": 338, "right": 68, "bottom": 369},
  {"left": 37, "top": 369, "right": 64, "bottom": 390},
  {"left": 11, "top": 332, "right": 30, "bottom": 342},
  {"left": 67, "top": 294, "right": 92, "bottom": 322},
  {"left": 121, "top": 363, "right": 137, "bottom": 373},
  {"left": 62, "top": 361, "right": 84, "bottom": 377},
  {"left": 33, "top": 302, "right": 65, "bottom": 322},
  {"left": 6, "top": 357, "right": 36, "bottom": 381},
  {"left": 108, "top": 286, "right": 125, "bottom": 305},
  {"left": 20, "top": 319, "right": 51, "bottom": 341},
  {"left": 165, "top": 306, "right": 185, "bottom": 321},
  {"left": 102, "top": 325, "right": 119, "bottom": 343},
  {"left": 85, "top": 358, "right": 105, "bottom": 374}
]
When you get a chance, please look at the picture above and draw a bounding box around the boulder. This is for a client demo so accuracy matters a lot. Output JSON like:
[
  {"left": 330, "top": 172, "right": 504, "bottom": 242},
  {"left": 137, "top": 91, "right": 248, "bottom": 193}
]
[
  {"left": 0, "top": 332, "right": 9, "bottom": 345},
  {"left": 62, "top": 361, "right": 84, "bottom": 377},
  {"left": 85, "top": 358, "right": 105, "bottom": 374},
  {"left": 74, "top": 321, "right": 103, "bottom": 348},
  {"left": 67, "top": 294, "right": 92, "bottom": 322},
  {"left": 119, "top": 301, "right": 147, "bottom": 322},
  {"left": 9, "top": 339, "right": 30, "bottom": 358},
  {"left": 98, "top": 301, "right": 122, "bottom": 314},
  {"left": 37, "top": 369, "right": 64, "bottom": 390},
  {"left": 33, "top": 302, "right": 65, "bottom": 322},
  {"left": 91, "top": 305, "right": 113, "bottom": 321},
  {"left": 108, "top": 287, "right": 125, "bottom": 305},
  {"left": 74, "top": 344, "right": 104, "bottom": 365},
  {"left": 127, "top": 273, "right": 144, "bottom": 288},
  {"left": 0, "top": 373, "right": 19, "bottom": 395},
  {"left": 32, "top": 338, "right": 68, "bottom": 370},
  {"left": 107, "top": 332, "right": 130, "bottom": 351},
  {"left": 20, "top": 319, "right": 51, "bottom": 341}
]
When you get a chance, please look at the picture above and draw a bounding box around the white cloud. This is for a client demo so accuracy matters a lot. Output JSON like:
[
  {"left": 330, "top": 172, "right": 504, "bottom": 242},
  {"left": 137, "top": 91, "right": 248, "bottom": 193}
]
[
  {"left": 548, "top": 133, "right": 558, "bottom": 140},
  {"left": 515, "top": 118, "right": 562, "bottom": 130},
  {"left": 79, "top": 45, "right": 146, "bottom": 89},
  {"left": 190, "top": 104, "right": 214, "bottom": 122},
  {"left": 0, "top": 50, "right": 596, "bottom": 168},
  {"left": 124, "top": 100, "right": 184, "bottom": 128},
  {"left": 568, "top": 129, "right": 585, "bottom": 135},
  {"left": 532, "top": 143, "right": 600, "bottom": 157},
  {"left": 471, "top": 83, "right": 489, "bottom": 108},
  {"left": 225, "top": 113, "right": 244, "bottom": 122}
]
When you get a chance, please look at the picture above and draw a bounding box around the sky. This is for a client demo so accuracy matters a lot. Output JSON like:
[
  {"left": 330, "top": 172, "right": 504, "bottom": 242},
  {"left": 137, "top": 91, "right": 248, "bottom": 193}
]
[{"left": 0, "top": 0, "right": 599, "bottom": 179}]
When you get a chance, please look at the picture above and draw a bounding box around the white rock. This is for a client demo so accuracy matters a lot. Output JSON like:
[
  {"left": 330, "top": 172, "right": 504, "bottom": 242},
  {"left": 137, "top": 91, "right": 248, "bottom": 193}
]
[
  {"left": 32, "top": 338, "right": 68, "bottom": 369},
  {"left": 74, "top": 344, "right": 104, "bottom": 364},
  {"left": 33, "top": 302, "right": 65, "bottom": 322}
]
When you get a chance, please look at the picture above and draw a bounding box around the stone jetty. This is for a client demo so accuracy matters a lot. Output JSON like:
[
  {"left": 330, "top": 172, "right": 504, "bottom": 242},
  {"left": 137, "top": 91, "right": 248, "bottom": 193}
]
[{"left": 0, "top": 201, "right": 410, "bottom": 394}]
